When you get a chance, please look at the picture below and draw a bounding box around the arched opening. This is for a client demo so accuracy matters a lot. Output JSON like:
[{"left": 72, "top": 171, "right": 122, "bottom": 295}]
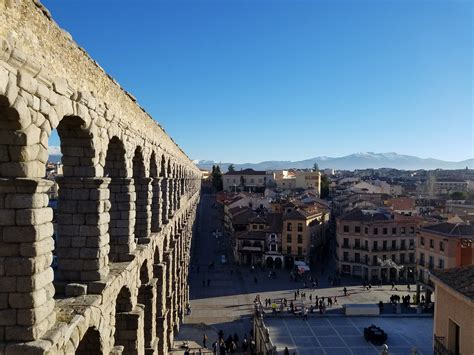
[
  {"left": 105, "top": 136, "right": 132, "bottom": 262},
  {"left": 133, "top": 146, "right": 150, "bottom": 243},
  {"left": 138, "top": 261, "right": 156, "bottom": 349},
  {"left": 160, "top": 155, "right": 169, "bottom": 224},
  {"left": 76, "top": 327, "right": 102, "bottom": 355},
  {"left": 114, "top": 286, "right": 142, "bottom": 352},
  {"left": 55, "top": 115, "right": 103, "bottom": 283},
  {"left": 275, "top": 257, "right": 283, "bottom": 269},
  {"left": 266, "top": 257, "right": 274, "bottom": 269},
  {"left": 150, "top": 152, "right": 161, "bottom": 233}
]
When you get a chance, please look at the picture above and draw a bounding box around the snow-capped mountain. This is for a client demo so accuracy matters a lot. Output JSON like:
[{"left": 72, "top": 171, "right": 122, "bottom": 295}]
[{"left": 195, "top": 153, "right": 474, "bottom": 171}]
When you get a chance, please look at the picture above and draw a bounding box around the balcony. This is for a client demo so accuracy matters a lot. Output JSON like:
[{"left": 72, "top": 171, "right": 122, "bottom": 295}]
[
  {"left": 241, "top": 246, "right": 263, "bottom": 252},
  {"left": 434, "top": 336, "right": 456, "bottom": 355}
]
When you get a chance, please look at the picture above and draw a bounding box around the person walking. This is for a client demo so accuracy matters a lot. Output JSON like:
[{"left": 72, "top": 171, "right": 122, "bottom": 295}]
[
  {"left": 343, "top": 287, "right": 347, "bottom": 296},
  {"left": 202, "top": 333, "right": 208, "bottom": 348},
  {"left": 284, "top": 346, "right": 290, "bottom": 355}
]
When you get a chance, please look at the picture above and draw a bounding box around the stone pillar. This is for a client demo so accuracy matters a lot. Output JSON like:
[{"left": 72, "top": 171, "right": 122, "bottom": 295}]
[
  {"left": 163, "top": 251, "right": 174, "bottom": 348},
  {"left": 160, "top": 179, "right": 169, "bottom": 225},
  {"left": 153, "top": 263, "right": 168, "bottom": 355},
  {"left": 138, "top": 279, "right": 158, "bottom": 353},
  {"left": 0, "top": 178, "right": 56, "bottom": 342},
  {"left": 56, "top": 177, "right": 110, "bottom": 284},
  {"left": 115, "top": 305, "right": 145, "bottom": 355},
  {"left": 134, "top": 177, "right": 152, "bottom": 244},
  {"left": 109, "top": 178, "right": 136, "bottom": 262},
  {"left": 150, "top": 177, "right": 162, "bottom": 233}
]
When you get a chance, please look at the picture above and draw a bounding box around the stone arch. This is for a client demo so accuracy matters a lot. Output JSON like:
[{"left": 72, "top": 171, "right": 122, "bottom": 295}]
[
  {"left": 138, "top": 260, "right": 156, "bottom": 349},
  {"left": 150, "top": 151, "right": 161, "bottom": 233},
  {"left": 55, "top": 114, "right": 108, "bottom": 283},
  {"left": 114, "top": 285, "right": 143, "bottom": 352},
  {"left": 76, "top": 327, "right": 103, "bottom": 355},
  {"left": 106, "top": 136, "right": 135, "bottom": 262},
  {"left": 160, "top": 154, "right": 170, "bottom": 224},
  {"left": 133, "top": 146, "right": 151, "bottom": 243},
  {"left": 56, "top": 115, "right": 96, "bottom": 177},
  {"left": 0, "top": 93, "right": 46, "bottom": 178},
  {"left": 139, "top": 260, "right": 150, "bottom": 285}
]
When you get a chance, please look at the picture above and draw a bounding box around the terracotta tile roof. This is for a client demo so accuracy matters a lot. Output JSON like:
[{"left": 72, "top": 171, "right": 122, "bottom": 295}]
[{"left": 431, "top": 265, "right": 474, "bottom": 301}]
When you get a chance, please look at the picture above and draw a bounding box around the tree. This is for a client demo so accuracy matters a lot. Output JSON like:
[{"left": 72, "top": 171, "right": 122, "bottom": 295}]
[
  {"left": 320, "top": 174, "right": 330, "bottom": 199},
  {"left": 228, "top": 164, "right": 235, "bottom": 172},
  {"left": 212, "top": 165, "right": 223, "bottom": 191},
  {"left": 450, "top": 191, "right": 467, "bottom": 200},
  {"left": 313, "top": 162, "right": 319, "bottom": 171}
]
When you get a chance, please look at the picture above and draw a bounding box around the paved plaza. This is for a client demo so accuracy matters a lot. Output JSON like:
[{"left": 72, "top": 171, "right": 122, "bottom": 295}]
[
  {"left": 174, "top": 194, "right": 434, "bottom": 354},
  {"left": 265, "top": 316, "right": 433, "bottom": 355}
]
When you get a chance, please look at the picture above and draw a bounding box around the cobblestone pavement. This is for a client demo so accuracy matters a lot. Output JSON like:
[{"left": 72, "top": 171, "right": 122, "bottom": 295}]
[{"left": 173, "top": 193, "right": 431, "bottom": 354}]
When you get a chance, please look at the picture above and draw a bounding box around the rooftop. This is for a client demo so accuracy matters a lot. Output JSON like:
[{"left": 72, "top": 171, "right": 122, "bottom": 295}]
[
  {"left": 224, "top": 168, "right": 267, "bottom": 176},
  {"left": 431, "top": 265, "right": 474, "bottom": 301},
  {"left": 420, "top": 222, "right": 474, "bottom": 237}
]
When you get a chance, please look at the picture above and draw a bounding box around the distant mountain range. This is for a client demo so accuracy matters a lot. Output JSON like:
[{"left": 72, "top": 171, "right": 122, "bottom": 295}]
[{"left": 195, "top": 152, "right": 474, "bottom": 172}]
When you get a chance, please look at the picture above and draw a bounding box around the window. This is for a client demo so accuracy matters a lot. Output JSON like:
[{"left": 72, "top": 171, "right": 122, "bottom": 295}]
[
  {"left": 250, "top": 178, "right": 254, "bottom": 183},
  {"left": 372, "top": 255, "right": 378, "bottom": 265},
  {"left": 373, "top": 241, "right": 378, "bottom": 251},
  {"left": 226, "top": 178, "right": 230, "bottom": 183},
  {"left": 365, "top": 240, "right": 368, "bottom": 250},
  {"left": 343, "top": 225, "right": 349, "bottom": 233},
  {"left": 365, "top": 227, "right": 368, "bottom": 234},
  {"left": 382, "top": 240, "right": 387, "bottom": 250},
  {"left": 391, "top": 254, "right": 396, "bottom": 262},
  {"left": 355, "top": 239, "right": 360, "bottom": 249},
  {"left": 354, "top": 253, "right": 360, "bottom": 262},
  {"left": 287, "top": 246, "right": 292, "bottom": 254},
  {"left": 297, "top": 223, "right": 303, "bottom": 232},
  {"left": 373, "top": 228, "right": 378, "bottom": 235},
  {"left": 270, "top": 244, "right": 276, "bottom": 252},
  {"left": 429, "top": 239, "right": 434, "bottom": 248},
  {"left": 401, "top": 227, "right": 406, "bottom": 234},
  {"left": 343, "top": 238, "right": 349, "bottom": 248},
  {"left": 383, "top": 227, "right": 388, "bottom": 235},
  {"left": 419, "top": 252, "right": 425, "bottom": 264},
  {"left": 391, "top": 240, "right": 397, "bottom": 249},
  {"left": 421, "top": 237, "right": 425, "bottom": 246},
  {"left": 382, "top": 255, "right": 387, "bottom": 260},
  {"left": 410, "top": 227, "right": 415, "bottom": 234},
  {"left": 259, "top": 224, "right": 264, "bottom": 230},
  {"left": 400, "top": 253, "right": 405, "bottom": 263},
  {"left": 439, "top": 241, "right": 445, "bottom": 251},
  {"left": 409, "top": 253, "right": 414, "bottom": 263},
  {"left": 409, "top": 239, "right": 415, "bottom": 248},
  {"left": 343, "top": 251, "right": 349, "bottom": 261},
  {"left": 286, "top": 234, "right": 292, "bottom": 243},
  {"left": 252, "top": 224, "right": 257, "bottom": 230},
  {"left": 438, "top": 258, "right": 445, "bottom": 269},
  {"left": 298, "top": 247, "right": 303, "bottom": 255},
  {"left": 287, "top": 222, "right": 292, "bottom": 232},
  {"left": 392, "top": 227, "right": 397, "bottom": 235},
  {"left": 297, "top": 235, "right": 303, "bottom": 244},
  {"left": 429, "top": 256, "right": 434, "bottom": 268},
  {"left": 355, "top": 226, "right": 361, "bottom": 233},
  {"left": 401, "top": 240, "right": 406, "bottom": 250}
]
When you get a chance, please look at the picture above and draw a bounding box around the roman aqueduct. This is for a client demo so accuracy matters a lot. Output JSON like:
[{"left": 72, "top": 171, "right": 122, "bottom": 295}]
[{"left": 0, "top": 1, "right": 202, "bottom": 353}]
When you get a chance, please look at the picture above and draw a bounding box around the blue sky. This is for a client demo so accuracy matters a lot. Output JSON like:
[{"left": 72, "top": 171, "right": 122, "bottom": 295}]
[{"left": 44, "top": 0, "right": 473, "bottom": 163}]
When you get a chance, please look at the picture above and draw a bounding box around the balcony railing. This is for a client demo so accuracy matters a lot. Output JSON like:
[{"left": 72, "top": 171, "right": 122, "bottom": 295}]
[{"left": 434, "top": 335, "right": 455, "bottom": 355}]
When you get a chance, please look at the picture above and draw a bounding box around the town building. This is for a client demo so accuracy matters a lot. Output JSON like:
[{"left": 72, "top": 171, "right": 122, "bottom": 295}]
[
  {"left": 336, "top": 208, "right": 421, "bottom": 282},
  {"left": 223, "top": 168, "right": 268, "bottom": 193},
  {"left": 282, "top": 204, "right": 330, "bottom": 267},
  {"left": 294, "top": 170, "right": 321, "bottom": 195},
  {"left": 431, "top": 266, "right": 474, "bottom": 355},
  {"left": 416, "top": 222, "right": 473, "bottom": 303}
]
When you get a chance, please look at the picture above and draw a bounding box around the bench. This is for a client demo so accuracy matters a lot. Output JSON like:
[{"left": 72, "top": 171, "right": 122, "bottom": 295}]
[{"left": 344, "top": 304, "right": 380, "bottom": 316}]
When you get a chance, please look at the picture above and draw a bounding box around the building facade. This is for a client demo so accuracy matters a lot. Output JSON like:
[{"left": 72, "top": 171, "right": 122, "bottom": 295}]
[
  {"left": 416, "top": 222, "right": 474, "bottom": 303},
  {"left": 223, "top": 169, "right": 267, "bottom": 192},
  {"left": 431, "top": 266, "right": 474, "bottom": 355},
  {"left": 336, "top": 209, "right": 420, "bottom": 282}
]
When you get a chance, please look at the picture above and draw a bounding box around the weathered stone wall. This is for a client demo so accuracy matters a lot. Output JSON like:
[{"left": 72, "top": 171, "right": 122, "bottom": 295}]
[{"left": 0, "top": 0, "right": 201, "bottom": 353}]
